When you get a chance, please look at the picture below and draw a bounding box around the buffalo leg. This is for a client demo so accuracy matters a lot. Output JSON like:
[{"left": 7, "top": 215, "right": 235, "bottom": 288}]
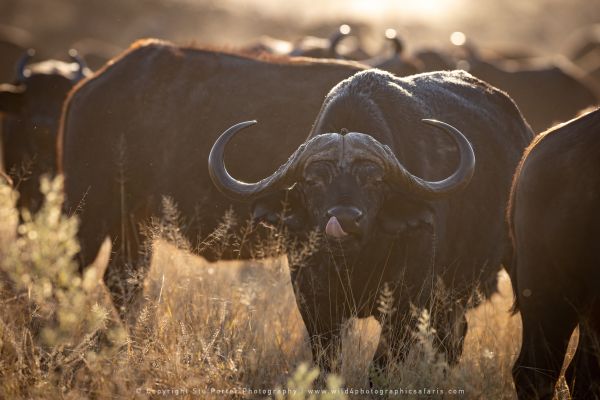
[
  {"left": 76, "top": 215, "right": 109, "bottom": 271},
  {"left": 291, "top": 272, "right": 344, "bottom": 373},
  {"left": 513, "top": 298, "right": 577, "bottom": 400},
  {"left": 105, "top": 210, "right": 155, "bottom": 325},
  {"left": 97, "top": 195, "right": 158, "bottom": 325},
  {"left": 432, "top": 309, "right": 468, "bottom": 365},
  {"left": 75, "top": 211, "right": 147, "bottom": 325},
  {"left": 297, "top": 295, "right": 343, "bottom": 374},
  {"left": 307, "top": 322, "right": 342, "bottom": 375},
  {"left": 296, "top": 302, "right": 343, "bottom": 374},
  {"left": 565, "top": 316, "right": 600, "bottom": 399},
  {"left": 371, "top": 311, "right": 416, "bottom": 373}
]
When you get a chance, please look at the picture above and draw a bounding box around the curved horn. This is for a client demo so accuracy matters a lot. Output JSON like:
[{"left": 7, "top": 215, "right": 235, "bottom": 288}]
[
  {"left": 388, "top": 119, "right": 475, "bottom": 199},
  {"left": 68, "top": 49, "right": 88, "bottom": 81},
  {"left": 330, "top": 24, "right": 351, "bottom": 58},
  {"left": 208, "top": 120, "right": 304, "bottom": 202},
  {"left": 385, "top": 29, "right": 404, "bottom": 55},
  {"left": 16, "top": 48, "right": 35, "bottom": 82}
]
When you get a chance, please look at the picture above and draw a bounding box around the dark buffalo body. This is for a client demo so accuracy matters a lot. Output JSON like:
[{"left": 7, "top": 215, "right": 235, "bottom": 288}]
[
  {"left": 59, "top": 39, "right": 366, "bottom": 306},
  {"left": 413, "top": 45, "right": 599, "bottom": 133},
  {"left": 466, "top": 57, "right": 599, "bottom": 133},
  {"left": 0, "top": 51, "right": 89, "bottom": 211},
  {"left": 509, "top": 108, "right": 600, "bottom": 399},
  {"left": 209, "top": 69, "right": 533, "bottom": 372}
]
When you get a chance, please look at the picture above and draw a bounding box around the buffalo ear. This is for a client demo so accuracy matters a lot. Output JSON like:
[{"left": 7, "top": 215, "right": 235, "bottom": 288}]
[
  {"left": 377, "top": 195, "right": 434, "bottom": 235},
  {"left": 0, "top": 84, "right": 25, "bottom": 114},
  {"left": 251, "top": 186, "right": 307, "bottom": 232}
]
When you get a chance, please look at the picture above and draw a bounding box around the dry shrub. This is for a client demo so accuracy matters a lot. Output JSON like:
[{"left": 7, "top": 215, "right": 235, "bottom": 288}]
[{"left": 0, "top": 177, "right": 127, "bottom": 398}]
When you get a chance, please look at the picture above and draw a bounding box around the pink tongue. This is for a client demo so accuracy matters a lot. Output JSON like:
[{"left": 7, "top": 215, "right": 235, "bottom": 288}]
[{"left": 325, "top": 216, "right": 348, "bottom": 238}]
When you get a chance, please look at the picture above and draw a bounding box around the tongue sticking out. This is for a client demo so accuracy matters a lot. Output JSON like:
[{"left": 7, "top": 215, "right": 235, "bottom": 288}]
[{"left": 325, "top": 216, "right": 348, "bottom": 238}]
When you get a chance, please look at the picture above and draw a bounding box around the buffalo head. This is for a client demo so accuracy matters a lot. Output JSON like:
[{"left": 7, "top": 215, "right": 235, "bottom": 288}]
[
  {"left": 208, "top": 119, "right": 475, "bottom": 250},
  {"left": 0, "top": 49, "right": 88, "bottom": 113},
  {"left": 0, "top": 49, "right": 89, "bottom": 210}
]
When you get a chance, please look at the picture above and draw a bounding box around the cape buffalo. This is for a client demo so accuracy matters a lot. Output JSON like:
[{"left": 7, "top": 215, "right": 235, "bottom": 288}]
[
  {"left": 411, "top": 40, "right": 598, "bottom": 133},
  {"left": 243, "top": 25, "right": 366, "bottom": 60},
  {"left": 414, "top": 47, "right": 455, "bottom": 72},
  {"left": 364, "top": 29, "right": 422, "bottom": 77},
  {"left": 289, "top": 25, "right": 358, "bottom": 59},
  {"left": 1, "top": 49, "right": 89, "bottom": 211},
  {"left": 509, "top": 107, "right": 600, "bottom": 399},
  {"left": 208, "top": 69, "right": 533, "bottom": 372},
  {"left": 59, "top": 39, "right": 366, "bottom": 313},
  {"left": 454, "top": 42, "right": 599, "bottom": 133}
]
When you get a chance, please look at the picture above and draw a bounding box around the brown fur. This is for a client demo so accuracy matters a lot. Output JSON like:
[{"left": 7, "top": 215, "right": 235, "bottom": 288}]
[
  {"left": 508, "top": 106, "right": 600, "bottom": 398},
  {"left": 59, "top": 38, "right": 366, "bottom": 315}
]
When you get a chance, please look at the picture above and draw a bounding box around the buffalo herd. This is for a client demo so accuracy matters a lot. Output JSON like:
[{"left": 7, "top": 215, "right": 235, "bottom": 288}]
[{"left": 1, "top": 23, "right": 600, "bottom": 399}]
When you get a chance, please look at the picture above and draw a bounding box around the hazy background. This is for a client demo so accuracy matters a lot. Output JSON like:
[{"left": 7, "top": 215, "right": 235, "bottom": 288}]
[{"left": 1, "top": 0, "right": 598, "bottom": 60}]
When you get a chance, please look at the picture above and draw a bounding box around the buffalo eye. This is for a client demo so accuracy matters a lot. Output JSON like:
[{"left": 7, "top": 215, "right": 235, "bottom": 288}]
[
  {"left": 303, "top": 161, "right": 332, "bottom": 188},
  {"left": 353, "top": 160, "right": 384, "bottom": 186},
  {"left": 304, "top": 178, "right": 320, "bottom": 188}
]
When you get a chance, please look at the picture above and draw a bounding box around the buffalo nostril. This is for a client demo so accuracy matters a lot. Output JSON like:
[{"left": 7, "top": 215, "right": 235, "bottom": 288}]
[{"left": 326, "top": 206, "right": 363, "bottom": 232}]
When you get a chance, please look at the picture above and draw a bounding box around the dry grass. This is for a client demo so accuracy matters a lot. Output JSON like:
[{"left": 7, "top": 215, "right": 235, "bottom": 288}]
[{"left": 0, "top": 178, "right": 578, "bottom": 399}]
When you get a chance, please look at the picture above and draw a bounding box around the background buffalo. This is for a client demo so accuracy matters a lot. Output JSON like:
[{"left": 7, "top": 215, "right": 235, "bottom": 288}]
[
  {"left": 0, "top": 49, "right": 89, "bottom": 211},
  {"left": 509, "top": 107, "right": 600, "bottom": 399},
  {"left": 59, "top": 39, "right": 365, "bottom": 314},
  {"left": 1, "top": 0, "right": 600, "bottom": 398}
]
